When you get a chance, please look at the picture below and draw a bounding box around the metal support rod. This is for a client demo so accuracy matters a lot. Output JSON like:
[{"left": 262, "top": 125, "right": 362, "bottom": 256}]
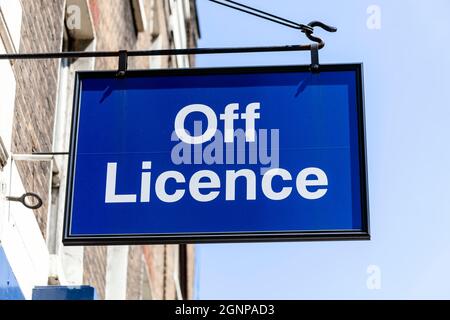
[
  {"left": 32, "top": 152, "right": 69, "bottom": 156},
  {"left": 0, "top": 44, "right": 319, "bottom": 61},
  {"left": 12, "top": 154, "right": 56, "bottom": 162},
  {"left": 209, "top": 0, "right": 313, "bottom": 32}
]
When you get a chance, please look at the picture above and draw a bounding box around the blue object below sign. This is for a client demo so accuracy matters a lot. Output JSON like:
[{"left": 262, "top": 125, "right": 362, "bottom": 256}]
[
  {"left": 63, "top": 64, "right": 369, "bottom": 245},
  {"left": 0, "top": 245, "right": 25, "bottom": 300},
  {"left": 32, "top": 286, "right": 96, "bottom": 300}
]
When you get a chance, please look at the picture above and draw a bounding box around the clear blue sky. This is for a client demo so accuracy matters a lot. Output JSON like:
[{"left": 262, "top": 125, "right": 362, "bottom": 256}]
[{"left": 194, "top": 0, "right": 450, "bottom": 299}]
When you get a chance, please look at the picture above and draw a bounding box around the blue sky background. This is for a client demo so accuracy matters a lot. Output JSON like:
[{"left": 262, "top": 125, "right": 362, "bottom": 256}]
[{"left": 194, "top": 0, "right": 450, "bottom": 299}]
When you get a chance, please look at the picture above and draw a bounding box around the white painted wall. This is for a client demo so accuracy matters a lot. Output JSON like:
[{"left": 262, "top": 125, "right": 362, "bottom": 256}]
[
  {"left": 169, "top": 0, "right": 190, "bottom": 68},
  {"left": 0, "top": 0, "right": 50, "bottom": 300},
  {"left": 172, "top": 246, "right": 183, "bottom": 300},
  {"left": 105, "top": 246, "right": 129, "bottom": 300},
  {"left": 1, "top": 161, "right": 49, "bottom": 299},
  {"left": 48, "top": 26, "right": 97, "bottom": 286},
  {"left": 0, "top": 0, "right": 22, "bottom": 52},
  {"left": 131, "top": 0, "right": 147, "bottom": 32}
]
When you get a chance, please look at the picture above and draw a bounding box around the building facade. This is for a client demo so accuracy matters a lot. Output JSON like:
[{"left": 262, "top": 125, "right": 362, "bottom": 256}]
[{"left": 0, "top": 0, "right": 199, "bottom": 300}]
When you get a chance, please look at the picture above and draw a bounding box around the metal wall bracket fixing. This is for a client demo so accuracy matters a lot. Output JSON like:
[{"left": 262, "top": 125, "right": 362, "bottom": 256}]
[
  {"left": 0, "top": 2, "right": 337, "bottom": 75},
  {"left": 5, "top": 153, "right": 65, "bottom": 209},
  {"left": 117, "top": 50, "right": 128, "bottom": 77},
  {"left": 6, "top": 192, "right": 43, "bottom": 210},
  {"left": 310, "top": 43, "right": 319, "bottom": 73}
]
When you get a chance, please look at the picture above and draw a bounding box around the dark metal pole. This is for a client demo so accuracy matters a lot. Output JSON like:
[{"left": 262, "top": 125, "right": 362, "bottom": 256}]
[{"left": 0, "top": 44, "right": 318, "bottom": 61}]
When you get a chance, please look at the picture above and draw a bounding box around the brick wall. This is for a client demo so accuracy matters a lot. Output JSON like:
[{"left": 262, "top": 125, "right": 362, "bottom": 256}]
[
  {"left": 12, "top": 0, "right": 66, "bottom": 238},
  {"left": 144, "top": 246, "right": 164, "bottom": 299},
  {"left": 144, "top": 245, "right": 177, "bottom": 300},
  {"left": 82, "top": 0, "right": 195, "bottom": 300},
  {"left": 83, "top": 246, "right": 107, "bottom": 300},
  {"left": 187, "top": 245, "right": 195, "bottom": 300},
  {"left": 126, "top": 245, "right": 143, "bottom": 300},
  {"left": 10, "top": 0, "right": 198, "bottom": 300}
]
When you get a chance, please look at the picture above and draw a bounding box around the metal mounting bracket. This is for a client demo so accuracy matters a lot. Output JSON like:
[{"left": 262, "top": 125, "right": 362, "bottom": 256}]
[
  {"left": 310, "top": 43, "right": 320, "bottom": 73},
  {"left": 117, "top": 50, "right": 128, "bottom": 77}
]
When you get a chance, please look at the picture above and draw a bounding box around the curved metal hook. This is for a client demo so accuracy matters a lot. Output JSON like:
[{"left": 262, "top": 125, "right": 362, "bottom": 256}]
[
  {"left": 6, "top": 192, "right": 43, "bottom": 210},
  {"left": 308, "top": 21, "right": 338, "bottom": 33},
  {"left": 302, "top": 21, "right": 337, "bottom": 48}
]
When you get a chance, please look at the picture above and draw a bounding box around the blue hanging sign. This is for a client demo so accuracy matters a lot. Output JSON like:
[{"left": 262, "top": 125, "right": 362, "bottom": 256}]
[{"left": 63, "top": 64, "right": 369, "bottom": 245}]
